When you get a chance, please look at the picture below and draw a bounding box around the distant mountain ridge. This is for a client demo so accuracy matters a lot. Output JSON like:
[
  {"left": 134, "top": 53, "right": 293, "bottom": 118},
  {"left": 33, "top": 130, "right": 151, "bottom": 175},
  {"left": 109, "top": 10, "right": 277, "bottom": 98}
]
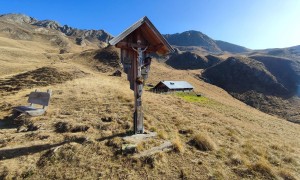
[
  {"left": 215, "top": 40, "right": 250, "bottom": 53},
  {"left": 0, "top": 13, "right": 112, "bottom": 46},
  {"left": 33, "top": 20, "right": 112, "bottom": 43},
  {"left": 0, "top": 13, "right": 37, "bottom": 24},
  {"left": 2, "top": 14, "right": 298, "bottom": 57},
  {"left": 163, "top": 30, "right": 250, "bottom": 54},
  {"left": 164, "top": 30, "right": 222, "bottom": 53},
  {"left": 249, "top": 45, "right": 300, "bottom": 60}
]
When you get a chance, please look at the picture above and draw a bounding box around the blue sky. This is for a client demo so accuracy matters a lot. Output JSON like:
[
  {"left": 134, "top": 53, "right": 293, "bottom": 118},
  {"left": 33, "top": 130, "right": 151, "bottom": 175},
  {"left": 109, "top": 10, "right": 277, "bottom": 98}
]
[{"left": 0, "top": 0, "right": 299, "bottom": 49}]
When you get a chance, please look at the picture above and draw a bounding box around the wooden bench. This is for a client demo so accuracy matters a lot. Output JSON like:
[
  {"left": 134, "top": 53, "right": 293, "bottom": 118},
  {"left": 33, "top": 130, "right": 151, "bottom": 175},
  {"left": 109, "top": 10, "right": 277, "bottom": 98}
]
[{"left": 14, "top": 89, "right": 52, "bottom": 116}]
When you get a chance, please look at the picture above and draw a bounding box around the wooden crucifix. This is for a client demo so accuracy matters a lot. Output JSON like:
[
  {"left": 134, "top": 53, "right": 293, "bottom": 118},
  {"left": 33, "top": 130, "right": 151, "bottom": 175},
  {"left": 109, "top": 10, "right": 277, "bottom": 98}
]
[{"left": 109, "top": 16, "right": 173, "bottom": 134}]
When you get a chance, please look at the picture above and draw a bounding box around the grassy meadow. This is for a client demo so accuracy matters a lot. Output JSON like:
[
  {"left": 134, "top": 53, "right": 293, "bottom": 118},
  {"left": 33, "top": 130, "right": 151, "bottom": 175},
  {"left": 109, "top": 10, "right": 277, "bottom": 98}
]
[{"left": 0, "top": 33, "right": 299, "bottom": 179}]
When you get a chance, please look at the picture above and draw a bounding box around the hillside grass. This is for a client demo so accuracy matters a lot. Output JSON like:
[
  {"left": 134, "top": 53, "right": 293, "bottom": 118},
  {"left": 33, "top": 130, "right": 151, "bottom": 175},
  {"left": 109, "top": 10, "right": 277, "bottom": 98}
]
[
  {"left": 0, "top": 35, "right": 299, "bottom": 179},
  {"left": 175, "top": 92, "right": 209, "bottom": 103}
]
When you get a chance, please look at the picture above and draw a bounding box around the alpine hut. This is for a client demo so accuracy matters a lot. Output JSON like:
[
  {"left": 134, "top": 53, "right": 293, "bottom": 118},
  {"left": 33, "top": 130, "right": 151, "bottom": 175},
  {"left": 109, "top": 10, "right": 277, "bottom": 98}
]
[{"left": 153, "top": 81, "right": 194, "bottom": 92}]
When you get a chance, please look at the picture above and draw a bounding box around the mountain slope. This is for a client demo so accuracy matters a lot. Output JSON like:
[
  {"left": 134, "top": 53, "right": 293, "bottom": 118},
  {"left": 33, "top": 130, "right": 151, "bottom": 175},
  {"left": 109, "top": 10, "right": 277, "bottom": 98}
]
[
  {"left": 250, "top": 55, "right": 300, "bottom": 95},
  {"left": 163, "top": 30, "right": 251, "bottom": 54},
  {"left": 288, "top": 45, "right": 300, "bottom": 56},
  {"left": 0, "top": 44, "right": 299, "bottom": 179},
  {"left": 165, "top": 51, "right": 222, "bottom": 69},
  {"left": 247, "top": 45, "right": 300, "bottom": 60},
  {"left": 0, "top": 14, "right": 37, "bottom": 24},
  {"left": 202, "top": 57, "right": 287, "bottom": 95},
  {"left": 0, "top": 14, "right": 112, "bottom": 48},
  {"left": 164, "top": 30, "right": 222, "bottom": 53},
  {"left": 202, "top": 56, "right": 300, "bottom": 122},
  {"left": 33, "top": 20, "right": 112, "bottom": 44},
  {"left": 215, "top": 40, "right": 250, "bottom": 53},
  {"left": 0, "top": 14, "right": 300, "bottom": 180}
]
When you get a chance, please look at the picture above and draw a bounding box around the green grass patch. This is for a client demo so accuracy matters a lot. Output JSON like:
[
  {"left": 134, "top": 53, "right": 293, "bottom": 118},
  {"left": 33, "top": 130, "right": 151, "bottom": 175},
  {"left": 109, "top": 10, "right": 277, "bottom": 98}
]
[
  {"left": 175, "top": 92, "right": 209, "bottom": 103},
  {"left": 144, "top": 86, "right": 153, "bottom": 91}
]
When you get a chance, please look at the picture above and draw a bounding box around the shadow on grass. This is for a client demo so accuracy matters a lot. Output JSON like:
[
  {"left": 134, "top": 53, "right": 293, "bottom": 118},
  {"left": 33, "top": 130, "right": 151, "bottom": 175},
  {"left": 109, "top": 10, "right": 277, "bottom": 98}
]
[
  {"left": 0, "top": 112, "right": 21, "bottom": 130},
  {"left": 0, "top": 141, "right": 67, "bottom": 161},
  {"left": 96, "top": 131, "right": 134, "bottom": 142}
]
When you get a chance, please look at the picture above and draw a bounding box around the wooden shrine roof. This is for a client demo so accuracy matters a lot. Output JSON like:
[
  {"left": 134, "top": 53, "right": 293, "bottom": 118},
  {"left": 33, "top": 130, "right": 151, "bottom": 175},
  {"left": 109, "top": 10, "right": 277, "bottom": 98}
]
[{"left": 109, "top": 16, "right": 174, "bottom": 55}]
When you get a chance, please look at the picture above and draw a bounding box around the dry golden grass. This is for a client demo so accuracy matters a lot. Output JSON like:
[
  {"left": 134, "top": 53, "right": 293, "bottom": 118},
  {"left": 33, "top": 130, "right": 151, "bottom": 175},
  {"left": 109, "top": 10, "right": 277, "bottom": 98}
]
[
  {"left": 157, "top": 130, "right": 168, "bottom": 140},
  {"left": 171, "top": 136, "right": 185, "bottom": 153},
  {"left": 278, "top": 169, "right": 297, "bottom": 180},
  {"left": 190, "top": 133, "right": 217, "bottom": 151},
  {"left": 248, "top": 158, "right": 276, "bottom": 179},
  {"left": 0, "top": 34, "right": 300, "bottom": 179}
]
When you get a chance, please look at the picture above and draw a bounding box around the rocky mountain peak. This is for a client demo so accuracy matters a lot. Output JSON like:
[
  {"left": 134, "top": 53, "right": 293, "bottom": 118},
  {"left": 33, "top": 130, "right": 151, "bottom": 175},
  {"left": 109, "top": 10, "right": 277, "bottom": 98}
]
[
  {"left": 31, "top": 20, "right": 112, "bottom": 43},
  {"left": 60, "top": 25, "right": 74, "bottom": 36},
  {"left": 164, "top": 30, "right": 220, "bottom": 53},
  {"left": 163, "top": 30, "right": 251, "bottom": 54},
  {"left": 0, "top": 13, "right": 113, "bottom": 46},
  {"left": 0, "top": 13, "right": 37, "bottom": 24},
  {"left": 32, "top": 20, "right": 62, "bottom": 30}
]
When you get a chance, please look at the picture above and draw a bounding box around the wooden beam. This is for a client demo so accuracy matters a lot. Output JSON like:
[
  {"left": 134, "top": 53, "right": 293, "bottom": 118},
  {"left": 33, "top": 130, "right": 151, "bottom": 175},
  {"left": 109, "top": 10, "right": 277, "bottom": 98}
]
[
  {"left": 116, "top": 42, "right": 164, "bottom": 53},
  {"left": 116, "top": 42, "right": 148, "bottom": 49}
]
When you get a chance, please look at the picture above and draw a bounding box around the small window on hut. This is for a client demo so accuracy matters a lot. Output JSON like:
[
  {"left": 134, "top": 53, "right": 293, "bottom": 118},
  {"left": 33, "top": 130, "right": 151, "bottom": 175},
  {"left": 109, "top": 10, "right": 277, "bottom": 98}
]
[{"left": 170, "top": 82, "right": 174, "bottom": 85}]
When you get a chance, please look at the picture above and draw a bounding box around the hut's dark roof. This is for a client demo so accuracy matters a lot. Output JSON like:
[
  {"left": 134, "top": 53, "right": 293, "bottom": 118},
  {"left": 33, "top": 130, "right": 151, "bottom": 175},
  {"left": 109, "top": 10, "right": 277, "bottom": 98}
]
[
  {"left": 155, "top": 81, "right": 194, "bottom": 89},
  {"left": 109, "top": 16, "right": 174, "bottom": 55}
]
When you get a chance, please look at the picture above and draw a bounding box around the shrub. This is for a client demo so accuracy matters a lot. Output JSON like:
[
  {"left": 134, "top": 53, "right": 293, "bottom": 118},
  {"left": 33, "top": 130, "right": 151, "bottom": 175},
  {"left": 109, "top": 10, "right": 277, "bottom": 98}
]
[
  {"left": 54, "top": 122, "right": 72, "bottom": 133},
  {"left": 229, "top": 154, "right": 244, "bottom": 166},
  {"left": 179, "top": 169, "right": 188, "bottom": 180},
  {"left": 178, "top": 129, "right": 193, "bottom": 135},
  {"left": 71, "top": 125, "right": 89, "bottom": 133},
  {"left": 140, "top": 152, "right": 166, "bottom": 168},
  {"left": 249, "top": 158, "right": 276, "bottom": 179},
  {"left": 278, "top": 169, "right": 297, "bottom": 180},
  {"left": 157, "top": 130, "right": 168, "bottom": 140},
  {"left": 54, "top": 121, "right": 89, "bottom": 133},
  {"left": 172, "top": 137, "right": 185, "bottom": 153},
  {"left": 106, "top": 137, "right": 123, "bottom": 149},
  {"left": 190, "top": 133, "right": 216, "bottom": 151}
]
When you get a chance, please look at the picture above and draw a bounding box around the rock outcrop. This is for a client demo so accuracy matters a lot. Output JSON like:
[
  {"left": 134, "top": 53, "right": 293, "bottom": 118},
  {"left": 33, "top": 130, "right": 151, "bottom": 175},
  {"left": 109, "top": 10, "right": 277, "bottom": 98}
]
[
  {"left": 0, "top": 13, "right": 37, "bottom": 24},
  {"left": 0, "top": 14, "right": 112, "bottom": 47}
]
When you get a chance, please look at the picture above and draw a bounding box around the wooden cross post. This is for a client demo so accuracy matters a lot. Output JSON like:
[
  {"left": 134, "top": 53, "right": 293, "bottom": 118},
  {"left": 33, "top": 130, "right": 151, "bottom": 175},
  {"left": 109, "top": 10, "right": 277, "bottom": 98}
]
[
  {"left": 109, "top": 16, "right": 174, "bottom": 134},
  {"left": 132, "top": 40, "right": 148, "bottom": 134}
]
